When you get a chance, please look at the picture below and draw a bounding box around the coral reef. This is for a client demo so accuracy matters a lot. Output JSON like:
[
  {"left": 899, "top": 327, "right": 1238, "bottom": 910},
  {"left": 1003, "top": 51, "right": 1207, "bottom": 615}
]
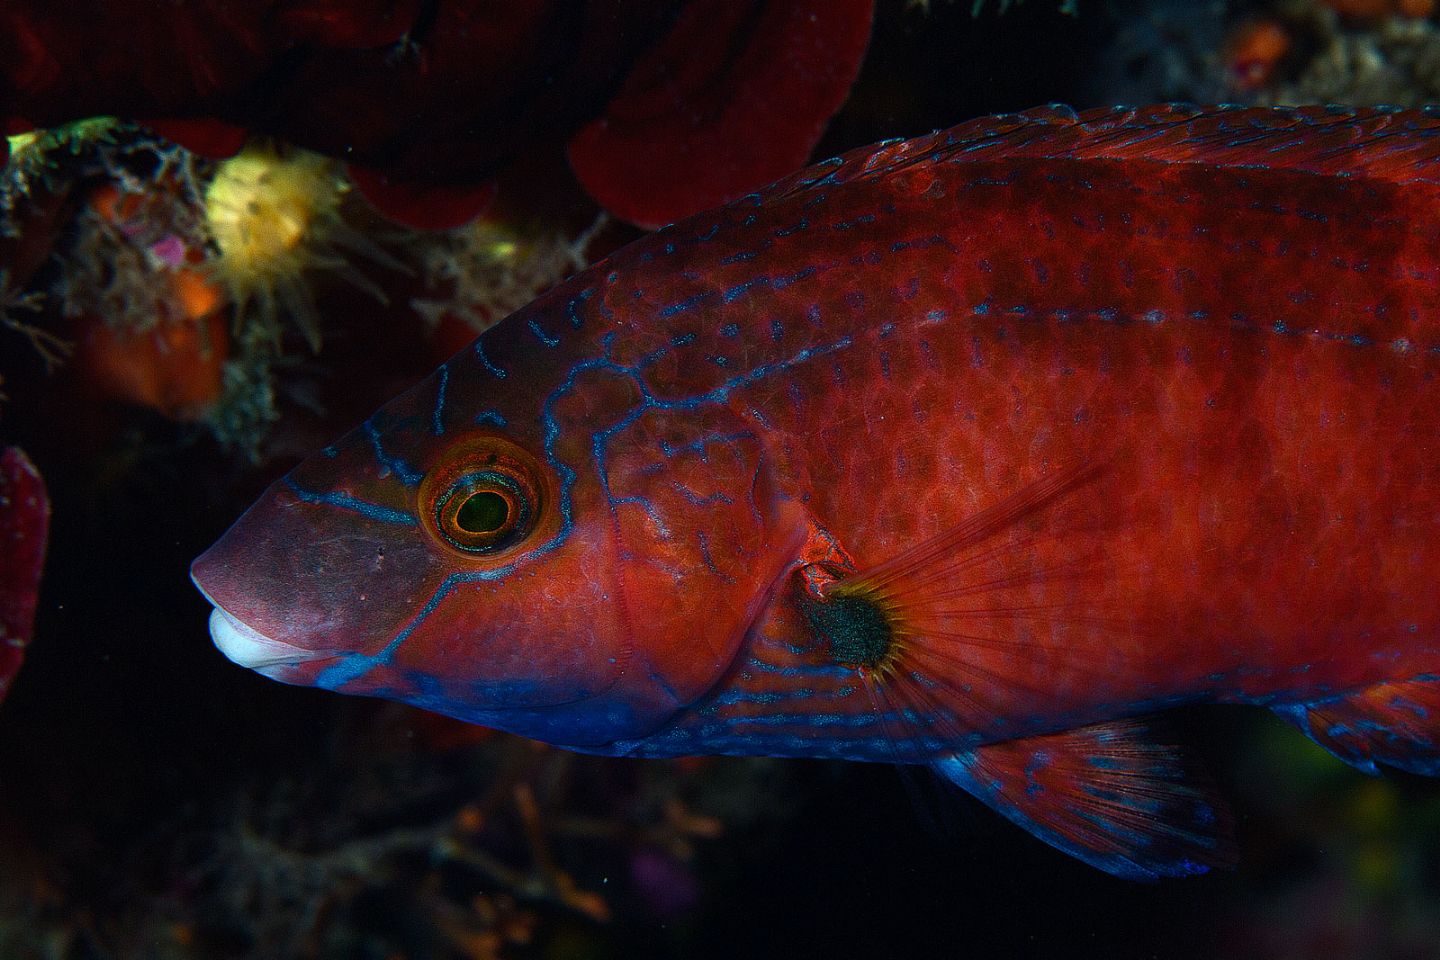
[
  {"left": 908, "top": 0, "right": 1078, "bottom": 13},
  {"left": 565, "top": 0, "right": 874, "bottom": 228},
  {"left": 1220, "top": 716, "right": 1440, "bottom": 958},
  {"left": 1086, "top": 1, "right": 1440, "bottom": 114},
  {"left": 1, "top": 124, "right": 411, "bottom": 455},
  {"left": 0, "top": 270, "right": 64, "bottom": 372},
  {"left": 0, "top": 1, "right": 874, "bottom": 229},
  {"left": 413, "top": 215, "right": 609, "bottom": 347},
  {"left": 1257, "top": 0, "right": 1440, "bottom": 106}
]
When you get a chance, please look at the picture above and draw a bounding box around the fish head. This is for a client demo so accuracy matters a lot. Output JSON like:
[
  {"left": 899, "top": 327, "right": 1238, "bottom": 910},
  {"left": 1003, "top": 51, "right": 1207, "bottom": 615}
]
[{"left": 192, "top": 291, "right": 804, "bottom": 749}]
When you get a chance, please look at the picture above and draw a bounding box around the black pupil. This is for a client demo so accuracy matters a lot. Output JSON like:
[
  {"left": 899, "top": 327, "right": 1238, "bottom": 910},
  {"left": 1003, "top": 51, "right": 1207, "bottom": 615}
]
[{"left": 456, "top": 490, "right": 509, "bottom": 533}]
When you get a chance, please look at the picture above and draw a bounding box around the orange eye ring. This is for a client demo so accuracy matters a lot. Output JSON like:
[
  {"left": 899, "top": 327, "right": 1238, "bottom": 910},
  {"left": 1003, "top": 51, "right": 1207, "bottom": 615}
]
[{"left": 419, "top": 434, "right": 550, "bottom": 558}]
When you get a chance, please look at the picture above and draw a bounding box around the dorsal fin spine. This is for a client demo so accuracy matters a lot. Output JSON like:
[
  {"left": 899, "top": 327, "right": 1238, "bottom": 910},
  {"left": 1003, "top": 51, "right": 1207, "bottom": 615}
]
[{"left": 766, "top": 104, "right": 1440, "bottom": 206}]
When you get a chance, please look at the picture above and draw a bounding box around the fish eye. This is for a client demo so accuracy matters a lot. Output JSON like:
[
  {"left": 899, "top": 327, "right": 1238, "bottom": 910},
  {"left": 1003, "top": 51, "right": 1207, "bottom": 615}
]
[
  {"left": 436, "top": 471, "right": 531, "bottom": 553},
  {"left": 456, "top": 489, "right": 509, "bottom": 534},
  {"left": 419, "top": 435, "right": 550, "bottom": 558}
]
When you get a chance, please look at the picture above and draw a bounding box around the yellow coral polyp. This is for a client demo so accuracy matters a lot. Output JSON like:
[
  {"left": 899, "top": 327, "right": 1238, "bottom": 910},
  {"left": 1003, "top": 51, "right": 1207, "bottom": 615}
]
[{"left": 203, "top": 142, "right": 374, "bottom": 351}]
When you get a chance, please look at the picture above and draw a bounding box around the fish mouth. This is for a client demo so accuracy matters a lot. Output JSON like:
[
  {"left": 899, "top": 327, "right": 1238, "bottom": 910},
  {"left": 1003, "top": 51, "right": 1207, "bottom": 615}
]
[
  {"left": 205, "top": 606, "right": 322, "bottom": 670},
  {"left": 192, "top": 568, "right": 333, "bottom": 671}
]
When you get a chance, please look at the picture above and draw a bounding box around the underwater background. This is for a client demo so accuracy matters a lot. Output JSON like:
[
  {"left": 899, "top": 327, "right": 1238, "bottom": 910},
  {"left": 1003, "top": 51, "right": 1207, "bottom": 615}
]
[{"left": 4, "top": 1, "right": 1440, "bottom": 957}]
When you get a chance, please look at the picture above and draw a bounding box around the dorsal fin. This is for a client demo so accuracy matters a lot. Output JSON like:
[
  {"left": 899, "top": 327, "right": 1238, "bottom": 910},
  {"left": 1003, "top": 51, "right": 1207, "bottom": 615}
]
[{"left": 763, "top": 104, "right": 1440, "bottom": 204}]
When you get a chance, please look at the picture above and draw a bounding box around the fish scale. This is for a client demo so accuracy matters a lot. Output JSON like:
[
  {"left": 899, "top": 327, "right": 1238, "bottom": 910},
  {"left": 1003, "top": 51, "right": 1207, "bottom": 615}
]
[{"left": 196, "top": 104, "right": 1440, "bottom": 879}]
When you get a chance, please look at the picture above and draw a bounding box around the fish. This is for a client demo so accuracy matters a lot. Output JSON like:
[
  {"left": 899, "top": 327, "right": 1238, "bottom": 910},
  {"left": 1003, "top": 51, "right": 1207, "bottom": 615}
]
[{"left": 193, "top": 103, "right": 1440, "bottom": 880}]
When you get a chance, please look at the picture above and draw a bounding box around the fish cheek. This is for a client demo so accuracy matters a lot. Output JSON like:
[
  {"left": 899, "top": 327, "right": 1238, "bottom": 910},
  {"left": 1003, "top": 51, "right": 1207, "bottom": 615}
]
[
  {"left": 600, "top": 408, "right": 800, "bottom": 709},
  {"left": 365, "top": 436, "right": 625, "bottom": 709},
  {"left": 374, "top": 529, "right": 637, "bottom": 717}
]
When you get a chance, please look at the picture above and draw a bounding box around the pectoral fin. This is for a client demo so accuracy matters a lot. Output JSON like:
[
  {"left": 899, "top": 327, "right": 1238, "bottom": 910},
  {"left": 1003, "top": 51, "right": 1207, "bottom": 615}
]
[
  {"left": 791, "top": 459, "right": 1139, "bottom": 753},
  {"left": 933, "top": 719, "right": 1236, "bottom": 881}
]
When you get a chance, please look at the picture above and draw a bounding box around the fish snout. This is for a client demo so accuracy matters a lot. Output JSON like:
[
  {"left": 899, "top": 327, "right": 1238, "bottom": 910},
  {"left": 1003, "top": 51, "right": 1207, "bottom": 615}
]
[
  {"left": 191, "top": 547, "right": 346, "bottom": 681},
  {"left": 190, "top": 479, "right": 440, "bottom": 679}
]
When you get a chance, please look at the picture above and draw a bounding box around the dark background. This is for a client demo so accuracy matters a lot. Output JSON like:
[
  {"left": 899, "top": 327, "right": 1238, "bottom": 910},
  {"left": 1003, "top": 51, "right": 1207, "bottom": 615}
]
[{"left": 5, "top": 2, "right": 1438, "bottom": 958}]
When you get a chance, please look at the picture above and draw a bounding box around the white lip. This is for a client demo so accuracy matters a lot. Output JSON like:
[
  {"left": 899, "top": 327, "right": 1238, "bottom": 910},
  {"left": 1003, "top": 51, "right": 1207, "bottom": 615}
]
[{"left": 208, "top": 607, "right": 315, "bottom": 670}]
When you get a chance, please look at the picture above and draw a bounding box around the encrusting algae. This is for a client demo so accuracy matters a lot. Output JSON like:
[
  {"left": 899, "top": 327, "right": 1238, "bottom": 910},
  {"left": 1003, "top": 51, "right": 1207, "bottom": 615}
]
[
  {"left": 412, "top": 214, "right": 609, "bottom": 349},
  {"left": 0, "top": 123, "right": 470, "bottom": 457}
]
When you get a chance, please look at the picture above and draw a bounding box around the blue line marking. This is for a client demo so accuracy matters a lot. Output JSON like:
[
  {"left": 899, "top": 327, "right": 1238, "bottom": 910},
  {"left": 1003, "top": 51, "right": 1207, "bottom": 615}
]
[
  {"left": 709, "top": 685, "right": 857, "bottom": 707},
  {"left": 774, "top": 266, "right": 817, "bottom": 289},
  {"left": 695, "top": 530, "right": 721, "bottom": 577},
  {"left": 565, "top": 288, "right": 593, "bottom": 328},
  {"left": 364, "top": 421, "right": 423, "bottom": 486},
  {"left": 723, "top": 277, "right": 769, "bottom": 303},
  {"left": 528, "top": 318, "right": 560, "bottom": 347},
  {"left": 832, "top": 213, "right": 877, "bottom": 230},
  {"left": 474, "top": 409, "right": 508, "bottom": 428},
  {"left": 432, "top": 366, "right": 448, "bottom": 436},
  {"left": 730, "top": 710, "right": 911, "bottom": 730},
  {"left": 658, "top": 431, "right": 753, "bottom": 462},
  {"left": 658, "top": 293, "right": 707, "bottom": 319},
  {"left": 672, "top": 482, "right": 734, "bottom": 507},
  {"left": 284, "top": 476, "right": 416, "bottom": 526},
  {"left": 474, "top": 338, "right": 508, "bottom": 379},
  {"left": 613, "top": 496, "right": 671, "bottom": 538},
  {"left": 744, "top": 657, "right": 850, "bottom": 678}
]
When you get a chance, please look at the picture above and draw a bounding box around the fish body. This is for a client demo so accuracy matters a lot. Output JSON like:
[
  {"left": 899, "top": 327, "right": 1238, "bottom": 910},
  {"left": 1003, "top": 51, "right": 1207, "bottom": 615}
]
[{"left": 194, "top": 104, "right": 1440, "bottom": 878}]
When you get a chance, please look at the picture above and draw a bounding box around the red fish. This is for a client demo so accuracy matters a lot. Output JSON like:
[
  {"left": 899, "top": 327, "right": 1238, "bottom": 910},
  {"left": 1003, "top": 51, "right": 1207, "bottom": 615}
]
[{"left": 193, "top": 104, "right": 1440, "bottom": 879}]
